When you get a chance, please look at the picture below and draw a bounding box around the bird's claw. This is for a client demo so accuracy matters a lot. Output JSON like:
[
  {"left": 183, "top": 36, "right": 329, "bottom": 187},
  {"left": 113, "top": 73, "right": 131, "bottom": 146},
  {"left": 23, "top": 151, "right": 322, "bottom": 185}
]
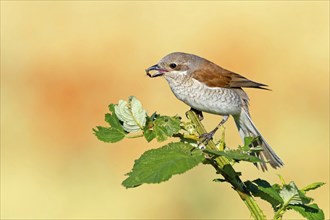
[{"left": 199, "top": 132, "right": 215, "bottom": 146}]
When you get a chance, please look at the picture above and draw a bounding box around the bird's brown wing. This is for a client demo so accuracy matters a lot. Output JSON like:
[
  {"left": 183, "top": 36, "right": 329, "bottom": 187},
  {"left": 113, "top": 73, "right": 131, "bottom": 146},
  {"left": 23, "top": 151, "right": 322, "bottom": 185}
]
[{"left": 191, "top": 63, "right": 268, "bottom": 89}]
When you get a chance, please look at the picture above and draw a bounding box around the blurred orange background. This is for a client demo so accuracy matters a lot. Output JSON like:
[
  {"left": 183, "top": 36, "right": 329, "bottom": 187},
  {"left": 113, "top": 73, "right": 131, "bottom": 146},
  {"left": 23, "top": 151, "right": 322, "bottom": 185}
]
[{"left": 1, "top": 1, "right": 329, "bottom": 219}]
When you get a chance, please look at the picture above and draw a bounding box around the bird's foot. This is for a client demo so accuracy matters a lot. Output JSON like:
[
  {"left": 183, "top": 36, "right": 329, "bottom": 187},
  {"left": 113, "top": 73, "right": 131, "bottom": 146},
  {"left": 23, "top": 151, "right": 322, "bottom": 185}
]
[
  {"left": 199, "top": 115, "right": 229, "bottom": 146},
  {"left": 199, "top": 130, "right": 217, "bottom": 146}
]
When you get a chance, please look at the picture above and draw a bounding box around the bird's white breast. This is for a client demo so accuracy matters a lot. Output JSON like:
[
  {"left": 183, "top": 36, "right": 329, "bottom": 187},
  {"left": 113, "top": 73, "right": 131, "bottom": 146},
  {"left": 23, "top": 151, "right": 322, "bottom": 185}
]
[{"left": 164, "top": 72, "right": 242, "bottom": 116}]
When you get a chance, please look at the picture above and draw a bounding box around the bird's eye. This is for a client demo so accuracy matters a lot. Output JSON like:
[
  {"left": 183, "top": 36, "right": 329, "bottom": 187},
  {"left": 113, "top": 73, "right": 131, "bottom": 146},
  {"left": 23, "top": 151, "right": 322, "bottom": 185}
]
[{"left": 169, "top": 63, "right": 177, "bottom": 69}]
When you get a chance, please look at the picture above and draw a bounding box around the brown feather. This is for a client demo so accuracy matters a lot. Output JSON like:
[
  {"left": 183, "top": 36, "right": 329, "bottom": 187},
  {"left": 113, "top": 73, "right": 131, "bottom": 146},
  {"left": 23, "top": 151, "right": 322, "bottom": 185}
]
[{"left": 191, "top": 62, "right": 269, "bottom": 90}]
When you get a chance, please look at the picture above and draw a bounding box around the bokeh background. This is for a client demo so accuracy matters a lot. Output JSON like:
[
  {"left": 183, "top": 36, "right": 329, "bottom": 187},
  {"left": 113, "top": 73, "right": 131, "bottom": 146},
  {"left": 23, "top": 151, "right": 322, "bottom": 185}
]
[{"left": 1, "top": 1, "right": 329, "bottom": 219}]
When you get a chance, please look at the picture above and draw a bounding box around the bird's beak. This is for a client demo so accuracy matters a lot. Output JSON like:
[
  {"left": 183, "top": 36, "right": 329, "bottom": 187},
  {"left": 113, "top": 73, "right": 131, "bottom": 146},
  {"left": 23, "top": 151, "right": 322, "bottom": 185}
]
[{"left": 145, "top": 64, "right": 167, "bottom": 78}]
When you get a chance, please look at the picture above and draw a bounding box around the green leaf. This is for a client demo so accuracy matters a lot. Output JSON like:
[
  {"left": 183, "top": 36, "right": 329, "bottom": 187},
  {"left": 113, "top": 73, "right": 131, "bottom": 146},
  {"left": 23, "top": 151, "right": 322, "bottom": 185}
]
[
  {"left": 143, "top": 129, "right": 156, "bottom": 142},
  {"left": 298, "top": 188, "right": 313, "bottom": 205},
  {"left": 93, "top": 126, "right": 125, "bottom": 143},
  {"left": 245, "top": 179, "right": 283, "bottom": 210},
  {"left": 241, "top": 136, "right": 263, "bottom": 152},
  {"left": 289, "top": 204, "right": 324, "bottom": 220},
  {"left": 115, "top": 96, "right": 147, "bottom": 132},
  {"left": 94, "top": 104, "right": 126, "bottom": 143},
  {"left": 105, "top": 104, "right": 125, "bottom": 131},
  {"left": 205, "top": 149, "right": 262, "bottom": 163},
  {"left": 153, "top": 116, "right": 181, "bottom": 142},
  {"left": 243, "top": 136, "right": 255, "bottom": 147},
  {"left": 301, "top": 182, "right": 325, "bottom": 193},
  {"left": 122, "top": 142, "right": 204, "bottom": 188},
  {"left": 280, "top": 182, "right": 303, "bottom": 205}
]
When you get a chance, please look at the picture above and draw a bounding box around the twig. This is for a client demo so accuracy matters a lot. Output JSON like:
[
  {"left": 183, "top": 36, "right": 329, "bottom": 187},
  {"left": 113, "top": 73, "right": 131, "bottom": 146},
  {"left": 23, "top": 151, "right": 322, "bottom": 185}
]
[{"left": 187, "top": 110, "right": 266, "bottom": 220}]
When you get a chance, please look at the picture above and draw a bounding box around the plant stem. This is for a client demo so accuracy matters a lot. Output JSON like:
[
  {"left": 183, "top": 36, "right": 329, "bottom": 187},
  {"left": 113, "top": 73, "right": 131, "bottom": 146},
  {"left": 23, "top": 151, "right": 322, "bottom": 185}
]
[
  {"left": 187, "top": 110, "right": 266, "bottom": 220},
  {"left": 126, "top": 134, "right": 144, "bottom": 138},
  {"left": 274, "top": 208, "right": 284, "bottom": 220}
]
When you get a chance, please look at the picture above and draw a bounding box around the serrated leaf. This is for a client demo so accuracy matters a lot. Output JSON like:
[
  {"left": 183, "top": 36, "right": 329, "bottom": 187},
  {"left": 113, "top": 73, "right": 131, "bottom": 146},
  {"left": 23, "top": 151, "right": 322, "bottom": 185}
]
[
  {"left": 153, "top": 126, "right": 168, "bottom": 142},
  {"left": 93, "top": 126, "right": 125, "bottom": 143},
  {"left": 153, "top": 116, "right": 181, "bottom": 142},
  {"left": 114, "top": 96, "right": 147, "bottom": 132},
  {"left": 105, "top": 104, "right": 125, "bottom": 131},
  {"left": 205, "top": 149, "right": 262, "bottom": 163},
  {"left": 254, "top": 179, "right": 284, "bottom": 203},
  {"left": 143, "top": 129, "right": 156, "bottom": 142},
  {"left": 245, "top": 179, "right": 283, "bottom": 210},
  {"left": 289, "top": 204, "right": 324, "bottom": 220},
  {"left": 122, "top": 142, "right": 204, "bottom": 188},
  {"left": 298, "top": 190, "right": 313, "bottom": 204},
  {"left": 280, "top": 182, "right": 303, "bottom": 205},
  {"left": 301, "top": 182, "right": 325, "bottom": 193}
]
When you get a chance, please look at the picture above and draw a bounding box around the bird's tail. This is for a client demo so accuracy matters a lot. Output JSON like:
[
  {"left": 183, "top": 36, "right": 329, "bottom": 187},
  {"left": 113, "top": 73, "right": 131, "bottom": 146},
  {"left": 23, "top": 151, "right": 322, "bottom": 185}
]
[{"left": 234, "top": 109, "right": 284, "bottom": 171}]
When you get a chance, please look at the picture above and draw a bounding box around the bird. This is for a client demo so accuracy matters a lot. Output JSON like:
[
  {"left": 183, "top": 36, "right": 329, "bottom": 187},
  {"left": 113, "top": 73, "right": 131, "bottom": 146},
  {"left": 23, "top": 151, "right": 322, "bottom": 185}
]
[{"left": 145, "top": 52, "right": 283, "bottom": 171}]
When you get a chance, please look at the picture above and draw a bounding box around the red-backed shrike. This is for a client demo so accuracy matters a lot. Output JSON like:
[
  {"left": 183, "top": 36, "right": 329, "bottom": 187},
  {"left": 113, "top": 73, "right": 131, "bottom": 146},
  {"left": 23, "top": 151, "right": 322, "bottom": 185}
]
[{"left": 146, "top": 52, "right": 283, "bottom": 171}]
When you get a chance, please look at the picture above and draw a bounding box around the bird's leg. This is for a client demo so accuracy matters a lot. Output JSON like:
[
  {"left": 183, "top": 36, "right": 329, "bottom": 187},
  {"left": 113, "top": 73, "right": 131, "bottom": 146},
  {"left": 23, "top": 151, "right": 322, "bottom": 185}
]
[
  {"left": 200, "top": 115, "right": 229, "bottom": 145},
  {"left": 186, "top": 108, "right": 204, "bottom": 121}
]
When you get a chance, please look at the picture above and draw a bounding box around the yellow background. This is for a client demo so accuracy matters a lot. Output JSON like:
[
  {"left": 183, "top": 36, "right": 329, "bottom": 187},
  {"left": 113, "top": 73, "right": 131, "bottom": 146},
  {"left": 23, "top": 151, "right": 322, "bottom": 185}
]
[{"left": 1, "top": 1, "right": 329, "bottom": 219}]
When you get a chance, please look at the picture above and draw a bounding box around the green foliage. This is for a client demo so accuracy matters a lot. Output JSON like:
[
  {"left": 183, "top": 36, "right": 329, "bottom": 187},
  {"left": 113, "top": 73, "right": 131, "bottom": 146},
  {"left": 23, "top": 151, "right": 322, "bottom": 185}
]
[
  {"left": 205, "top": 149, "right": 261, "bottom": 163},
  {"left": 152, "top": 116, "right": 181, "bottom": 142},
  {"left": 93, "top": 104, "right": 126, "bottom": 143},
  {"left": 245, "top": 177, "right": 325, "bottom": 220},
  {"left": 245, "top": 179, "right": 283, "bottom": 210},
  {"left": 301, "top": 182, "right": 325, "bottom": 193},
  {"left": 143, "top": 114, "right": 181, "bottom": 142},
  {"left": 94, "top": 96, "right": 325, "bottom": 220},
  {"left": 143, "top": 129, "right": 156, "bottom": 142},
  {"left": 279, "top": 182, "right": 304, "bottom": 205},
  {"left": 93, "top": 126, "right": 126, "bottom": 143},
  {"left": 204, "top": 136, "right": 264, "bottom": 163},
  {"left": 122, "top": 142, "right": 204, "bottom": 188},
  {"left": 289, "top": 204, "right": 324, "bottom": 220},
  {"left": 242, "top": 136, "right": 263, "bottom": 152}
]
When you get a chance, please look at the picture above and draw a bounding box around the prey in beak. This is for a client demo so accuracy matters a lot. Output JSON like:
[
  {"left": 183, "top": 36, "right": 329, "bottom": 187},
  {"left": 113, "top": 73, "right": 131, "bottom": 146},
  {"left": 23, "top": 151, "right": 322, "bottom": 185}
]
[{"left": 145, "top": 64, "right": 167, "bottom": 78}]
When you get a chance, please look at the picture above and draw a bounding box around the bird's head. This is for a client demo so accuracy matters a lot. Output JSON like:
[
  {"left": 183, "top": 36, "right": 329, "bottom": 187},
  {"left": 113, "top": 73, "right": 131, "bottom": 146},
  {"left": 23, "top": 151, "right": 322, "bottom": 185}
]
[{"left": 146, "top": 52, "right": 203, "bottom": 78}]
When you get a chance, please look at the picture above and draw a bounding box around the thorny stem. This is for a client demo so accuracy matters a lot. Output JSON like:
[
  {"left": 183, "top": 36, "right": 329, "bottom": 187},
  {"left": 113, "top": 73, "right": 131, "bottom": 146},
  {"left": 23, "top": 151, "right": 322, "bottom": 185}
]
[{"left": 187, "top": 110, "right": 266, "bottom": 220}]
